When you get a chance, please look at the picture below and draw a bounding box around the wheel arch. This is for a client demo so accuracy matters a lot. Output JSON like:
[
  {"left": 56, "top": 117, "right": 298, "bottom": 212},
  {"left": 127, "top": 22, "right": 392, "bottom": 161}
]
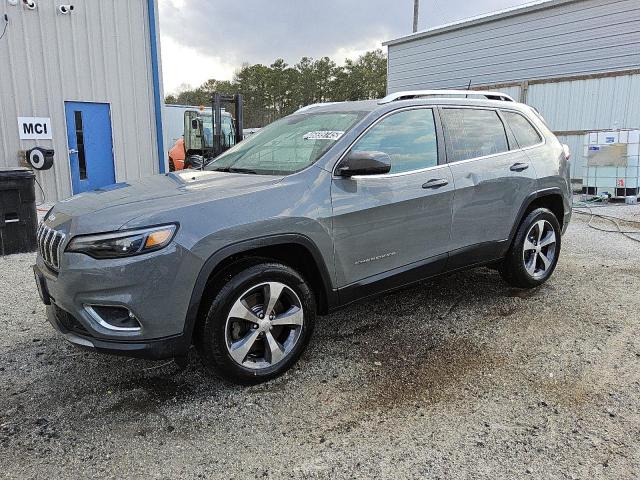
[
  {"left": 183, "top": 234, "right": 336, "bottom": 344},
  {"left": 509, "top": 188, "right": 566, "bottom": 245}
]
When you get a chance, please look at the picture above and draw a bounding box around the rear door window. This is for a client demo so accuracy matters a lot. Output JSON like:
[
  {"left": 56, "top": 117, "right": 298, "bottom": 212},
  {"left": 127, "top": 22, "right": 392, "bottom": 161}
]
[
  {"left": 502, "top": 111, "right": 543, "bottom": 148},
  {"left": 441, "top": 108, "right": 509, "bottom": 162}
]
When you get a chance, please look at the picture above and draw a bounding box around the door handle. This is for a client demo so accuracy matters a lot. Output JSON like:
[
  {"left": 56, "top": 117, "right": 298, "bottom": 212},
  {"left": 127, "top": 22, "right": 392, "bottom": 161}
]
[
  {"left": 510, "top": 162, "right": 529, "bottom": 172},
  {"left": 422, "top": 178, "right": 449, "bottom": 189},
  {"left": 69, "top": 148, "right": 78, "bottom": 155}
]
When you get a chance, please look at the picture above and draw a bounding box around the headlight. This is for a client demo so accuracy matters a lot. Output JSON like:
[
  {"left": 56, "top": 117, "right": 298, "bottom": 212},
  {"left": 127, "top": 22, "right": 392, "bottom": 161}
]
[{"left": 66, "top": 224, "right": 177, "bottom": 259}]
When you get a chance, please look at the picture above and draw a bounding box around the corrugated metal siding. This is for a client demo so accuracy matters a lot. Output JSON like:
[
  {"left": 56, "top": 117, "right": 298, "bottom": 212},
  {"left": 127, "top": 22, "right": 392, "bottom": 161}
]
[
  {"left": 0, "top": 0, "right": 159, "bottom": 202},
  {"left": 387, "top": 0, "right": 640, "bottom": 92},
  {"left": 527, "top": 73, "right": 640, "bottom": 131},
  {"left": 556, "top": 134, "right": 586, "bottom": 180},
  {"left": 528, "top": 73, "right": 640, "bottom": 180},
  {"left": 489, "top": 85, "right": 522, "bottom": 101}
]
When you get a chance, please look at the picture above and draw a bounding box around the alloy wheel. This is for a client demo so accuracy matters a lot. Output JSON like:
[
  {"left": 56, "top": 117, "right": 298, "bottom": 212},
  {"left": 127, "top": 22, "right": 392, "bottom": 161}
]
[
  {"left": 224, "top": 282, "right": 304, "bottom": 370},
  {"left": 522, "top": 219, "right": 557, "bottom": 279}
]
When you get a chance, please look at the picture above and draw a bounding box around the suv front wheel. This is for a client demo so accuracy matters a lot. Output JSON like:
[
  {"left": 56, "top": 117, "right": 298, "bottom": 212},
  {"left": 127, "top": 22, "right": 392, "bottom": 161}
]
[
  {"left": 197, "top": 261, "right": 316, "bottom": 385},
  {"left": 500, "top": 208, "right": 561, "bottom": 288}
]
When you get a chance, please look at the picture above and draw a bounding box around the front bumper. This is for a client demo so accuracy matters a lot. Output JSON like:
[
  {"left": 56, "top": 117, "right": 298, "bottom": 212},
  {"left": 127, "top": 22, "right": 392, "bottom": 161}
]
[
  {"left": 45, "top": 300, "right": 190, "bottom": 359},
  {"left": 34, "top": 240, "right": 200, "bottom": 359}
]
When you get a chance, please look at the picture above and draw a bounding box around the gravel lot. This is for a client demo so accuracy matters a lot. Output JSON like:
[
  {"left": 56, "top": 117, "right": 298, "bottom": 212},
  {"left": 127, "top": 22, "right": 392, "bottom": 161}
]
[{"left": 1, "top": 205, "right": 639, "bottom": 479}]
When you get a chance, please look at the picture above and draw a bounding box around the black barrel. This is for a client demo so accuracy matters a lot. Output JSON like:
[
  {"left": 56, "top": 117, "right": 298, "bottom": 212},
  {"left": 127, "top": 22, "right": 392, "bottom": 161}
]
[{"left": 0, "top": 168, "right": 39, "bottom": 255}]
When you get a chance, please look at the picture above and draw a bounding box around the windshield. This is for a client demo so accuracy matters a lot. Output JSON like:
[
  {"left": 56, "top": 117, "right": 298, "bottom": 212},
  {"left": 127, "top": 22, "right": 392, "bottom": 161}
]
[{"left": 206, "top": 111, "right": 366, "bottom": 175}]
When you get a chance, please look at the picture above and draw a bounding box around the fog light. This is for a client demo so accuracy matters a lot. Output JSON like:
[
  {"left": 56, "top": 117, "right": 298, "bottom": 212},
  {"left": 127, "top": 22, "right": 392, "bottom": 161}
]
[{"left": 85, "top": 305, "right": 142, "bottom": 332}]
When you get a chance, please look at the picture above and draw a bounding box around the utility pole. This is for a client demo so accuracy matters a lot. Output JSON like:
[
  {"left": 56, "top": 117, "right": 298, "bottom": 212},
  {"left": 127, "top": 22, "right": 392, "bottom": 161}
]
[{"left": 413, "top": 0, "right": 419, "bottom": 33}]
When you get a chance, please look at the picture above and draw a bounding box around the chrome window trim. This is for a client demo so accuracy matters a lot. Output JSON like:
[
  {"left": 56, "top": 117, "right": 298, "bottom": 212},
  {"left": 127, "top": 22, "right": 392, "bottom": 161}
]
[
  {"left": 332, "top": 106, "right": 440, "bottom": 179},
  {"left": 444, "top": 149, "right": 514, "bottom": 167},
  {"left": 351, "top": 163, "right": 448, "bottom": 180},
  {"left": 499, "top": 108, "right": 546, "bottom": 151},
  {"left": 440, "top": 105, "right": 546, "bottom": 165}
]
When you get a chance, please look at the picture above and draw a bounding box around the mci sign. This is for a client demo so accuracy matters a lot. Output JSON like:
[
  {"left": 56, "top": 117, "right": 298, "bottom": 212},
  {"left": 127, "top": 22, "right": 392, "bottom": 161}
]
[{"left": 18, "top": 117, "right": 53, "bottom": 140}]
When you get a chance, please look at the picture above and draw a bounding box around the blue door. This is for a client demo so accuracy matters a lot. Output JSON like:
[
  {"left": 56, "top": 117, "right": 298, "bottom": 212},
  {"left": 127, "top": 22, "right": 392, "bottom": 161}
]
[{"left": 64, "top": 102, "right": 115, "bottom": 194}]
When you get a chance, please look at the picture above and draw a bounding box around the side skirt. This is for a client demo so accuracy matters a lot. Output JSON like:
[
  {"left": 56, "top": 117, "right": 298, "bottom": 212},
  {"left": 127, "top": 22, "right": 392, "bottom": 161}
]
[
  {"left": 333, "top": 240, "right": 509, "bottom": 312},
  {"left": 337, "top": 254, "right": 448, "bottom": 308},
  {"left": 445, "top": 240, "right": 509, "bottom": 272}
]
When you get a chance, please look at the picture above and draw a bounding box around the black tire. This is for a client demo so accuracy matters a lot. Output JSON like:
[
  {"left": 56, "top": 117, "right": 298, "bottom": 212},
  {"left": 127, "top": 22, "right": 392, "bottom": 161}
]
[
  {"left": 499, "top": 208, "right": 562, "bottom": 288},
  {"left": 196, "top": 261, "right": 316, "bottom": 385}
]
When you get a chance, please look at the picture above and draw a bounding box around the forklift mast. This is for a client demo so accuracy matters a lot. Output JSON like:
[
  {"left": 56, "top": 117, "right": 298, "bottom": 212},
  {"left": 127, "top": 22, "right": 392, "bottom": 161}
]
[{"left": 213, "top": 93, "right": 244, "bottom": 157}]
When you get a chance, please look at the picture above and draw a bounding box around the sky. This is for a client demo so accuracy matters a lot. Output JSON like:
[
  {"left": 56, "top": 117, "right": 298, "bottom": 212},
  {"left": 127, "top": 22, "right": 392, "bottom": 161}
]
[{"left": 158, "top": 0, "right": 540, "bottom": 94}]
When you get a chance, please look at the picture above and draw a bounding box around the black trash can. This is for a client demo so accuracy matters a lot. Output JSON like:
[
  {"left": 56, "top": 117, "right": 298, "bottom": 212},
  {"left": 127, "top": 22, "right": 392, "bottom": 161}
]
[{"left": 0, "top": 168, "right": 39, "bottom": 256}]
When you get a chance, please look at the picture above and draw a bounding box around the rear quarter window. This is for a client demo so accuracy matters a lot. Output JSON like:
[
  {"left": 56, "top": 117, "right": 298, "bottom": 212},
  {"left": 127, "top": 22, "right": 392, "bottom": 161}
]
[{"left": 502, "top": 111, "right": 543, "bottom": 149}]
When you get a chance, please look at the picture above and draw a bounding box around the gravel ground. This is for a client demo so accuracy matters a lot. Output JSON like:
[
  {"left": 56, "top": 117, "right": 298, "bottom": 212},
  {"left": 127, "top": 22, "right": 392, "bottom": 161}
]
[{"left": 1, "top": 205, "right": 639, "bottom": 479}]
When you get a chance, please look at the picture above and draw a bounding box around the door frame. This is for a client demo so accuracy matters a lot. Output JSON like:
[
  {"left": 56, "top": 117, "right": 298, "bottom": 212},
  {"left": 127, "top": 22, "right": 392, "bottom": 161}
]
[
  {"left": 329, "top": 105, "right": 454, "bottom": 288},
  {"left": 63, "top": 100, "right": 116, "bottom": 195},
  {"left": 437, "top": 104, "right": 539, "bottom": 256},
  {"left": 437, "top": 105, "right": 517, "bottom": 165},
  {"left": 330, "top": 105, "right": 448, "bottom": 177}
]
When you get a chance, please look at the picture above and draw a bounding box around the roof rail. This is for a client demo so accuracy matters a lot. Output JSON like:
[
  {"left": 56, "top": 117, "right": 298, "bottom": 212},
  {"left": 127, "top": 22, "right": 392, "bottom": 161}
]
[
  {"left": 295, "top": 102, "right": 342, "bottom": 113},
  {"left": 378, "top": 89, "right": 516, "bottom": 104}
]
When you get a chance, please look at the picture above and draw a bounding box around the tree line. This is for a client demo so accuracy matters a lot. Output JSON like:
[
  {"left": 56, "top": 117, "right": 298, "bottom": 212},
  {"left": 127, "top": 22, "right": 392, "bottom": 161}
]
[{"left": 165, "top": 49, "right": 387, "bottom": 128}]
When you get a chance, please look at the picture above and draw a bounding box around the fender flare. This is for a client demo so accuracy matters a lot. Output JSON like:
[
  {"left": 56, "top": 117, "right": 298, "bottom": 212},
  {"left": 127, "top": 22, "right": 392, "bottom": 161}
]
[
  {"left": 507, "top": 187, "right": 566, "bottom": 246},
  {"left": 182, "top": 233, "right": 335, "bottom": 342}
]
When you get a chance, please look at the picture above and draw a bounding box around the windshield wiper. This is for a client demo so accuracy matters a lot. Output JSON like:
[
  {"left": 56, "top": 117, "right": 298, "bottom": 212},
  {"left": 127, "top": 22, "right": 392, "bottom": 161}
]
[
  {"left": 211, "top": 166, "right": 257, "bottom": 174},
  {"left": 228, "top": 167, "right": 257, "bottom": 174}
]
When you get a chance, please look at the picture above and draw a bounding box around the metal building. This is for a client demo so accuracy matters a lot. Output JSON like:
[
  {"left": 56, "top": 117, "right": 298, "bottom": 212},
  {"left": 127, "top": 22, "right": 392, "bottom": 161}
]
[
  {"left": 384, "top": 0, "right": 640, "bottom": 181},
  {"left": 0, "top": 0, "right": 165, "bottom": 203}
]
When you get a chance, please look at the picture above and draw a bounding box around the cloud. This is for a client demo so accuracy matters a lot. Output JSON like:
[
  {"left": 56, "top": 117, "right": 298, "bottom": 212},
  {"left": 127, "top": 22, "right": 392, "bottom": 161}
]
[
  {"left": 160, "top": 35, "right": 237, "bottom": 94},
  {"left": 159, "top": 0, "right": 534, "bottom": 93}
]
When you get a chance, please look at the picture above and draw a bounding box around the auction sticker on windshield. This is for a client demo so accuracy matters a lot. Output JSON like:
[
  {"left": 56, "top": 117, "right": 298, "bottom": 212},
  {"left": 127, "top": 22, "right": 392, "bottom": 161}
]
[{"left": 303, "top": 131, "right": 345, "bottom": 141}]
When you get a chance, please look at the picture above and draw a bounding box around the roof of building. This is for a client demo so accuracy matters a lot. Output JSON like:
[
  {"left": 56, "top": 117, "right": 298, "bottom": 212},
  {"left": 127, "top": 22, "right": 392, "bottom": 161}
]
[{"left": 383, "top": 0, "right": 579, "bottom": 47}]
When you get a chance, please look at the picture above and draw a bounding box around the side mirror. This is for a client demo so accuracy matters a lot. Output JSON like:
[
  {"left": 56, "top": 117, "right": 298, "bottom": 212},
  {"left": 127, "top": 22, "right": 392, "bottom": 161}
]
[
  {"left": 191, "top": 119, "right": 200, "bottom": 130},
  {"left": 336, "top": 151, "right": 391, "bottom": 177}
]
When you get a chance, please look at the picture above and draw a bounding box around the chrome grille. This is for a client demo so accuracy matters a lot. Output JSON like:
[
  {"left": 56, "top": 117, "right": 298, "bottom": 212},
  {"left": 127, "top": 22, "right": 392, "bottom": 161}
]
[{"left": 37, "top": 223, "right": 65, "bottom": 271}]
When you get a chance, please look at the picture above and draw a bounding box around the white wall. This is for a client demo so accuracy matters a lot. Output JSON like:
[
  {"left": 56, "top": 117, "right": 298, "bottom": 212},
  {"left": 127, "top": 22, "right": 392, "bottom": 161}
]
[{"left": 0, "top": 0, "right": 161, "bottom": 202}]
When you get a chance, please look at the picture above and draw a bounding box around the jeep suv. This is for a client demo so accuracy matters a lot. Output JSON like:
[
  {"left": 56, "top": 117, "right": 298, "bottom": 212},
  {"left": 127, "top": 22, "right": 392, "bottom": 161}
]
[{"left": 34, "top": 90, "right": 572, "bottom": 384}]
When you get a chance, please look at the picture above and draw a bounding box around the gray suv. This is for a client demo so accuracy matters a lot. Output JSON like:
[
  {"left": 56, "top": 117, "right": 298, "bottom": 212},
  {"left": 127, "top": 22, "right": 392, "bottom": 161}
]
[{"left": 34, "top": 90, "right": 572, "bottom": 384}]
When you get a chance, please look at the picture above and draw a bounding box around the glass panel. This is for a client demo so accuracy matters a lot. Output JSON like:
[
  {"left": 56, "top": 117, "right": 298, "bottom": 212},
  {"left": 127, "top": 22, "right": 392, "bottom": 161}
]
[
  {"left": 183, "top": 112, "right": 232, "bottom": 151},
  {"left": 351, "top": 108, "right": 438, "bottom": 174},
  {"left": 184, "top": 111, "right": 203, "bottom": 152},
  {"left": 222, "top": 116, "right": 235, "bottom": 147},
  {"left": 207, "top": 111, "right": 366, "bottom": 175},
  {"left": 503, "top": 111, "right": 542, "bottom": 149},
  {"left": 74, "top": 111, "right": 87, "bottom": 180},
  {"left": 442, "top": 109, "right": 509, "bottom": 162},
  {"left": 201, "top": 115, "right": 213, "bottom": 148}
]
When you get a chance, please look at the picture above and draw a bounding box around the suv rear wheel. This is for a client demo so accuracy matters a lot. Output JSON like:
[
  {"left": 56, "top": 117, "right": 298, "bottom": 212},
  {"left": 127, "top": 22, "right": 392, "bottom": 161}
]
[
  {"left": 197, "top": 262, "right": 316, "bottom": 385},
  {"left": 500, "top": 208, "right": 561, "bottom": 288}
]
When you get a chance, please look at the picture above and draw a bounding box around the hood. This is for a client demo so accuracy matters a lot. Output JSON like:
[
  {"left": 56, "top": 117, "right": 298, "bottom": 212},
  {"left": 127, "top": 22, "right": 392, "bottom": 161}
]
[{"left": 48, "top": 170, "right": 284, "bottom": 234}]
